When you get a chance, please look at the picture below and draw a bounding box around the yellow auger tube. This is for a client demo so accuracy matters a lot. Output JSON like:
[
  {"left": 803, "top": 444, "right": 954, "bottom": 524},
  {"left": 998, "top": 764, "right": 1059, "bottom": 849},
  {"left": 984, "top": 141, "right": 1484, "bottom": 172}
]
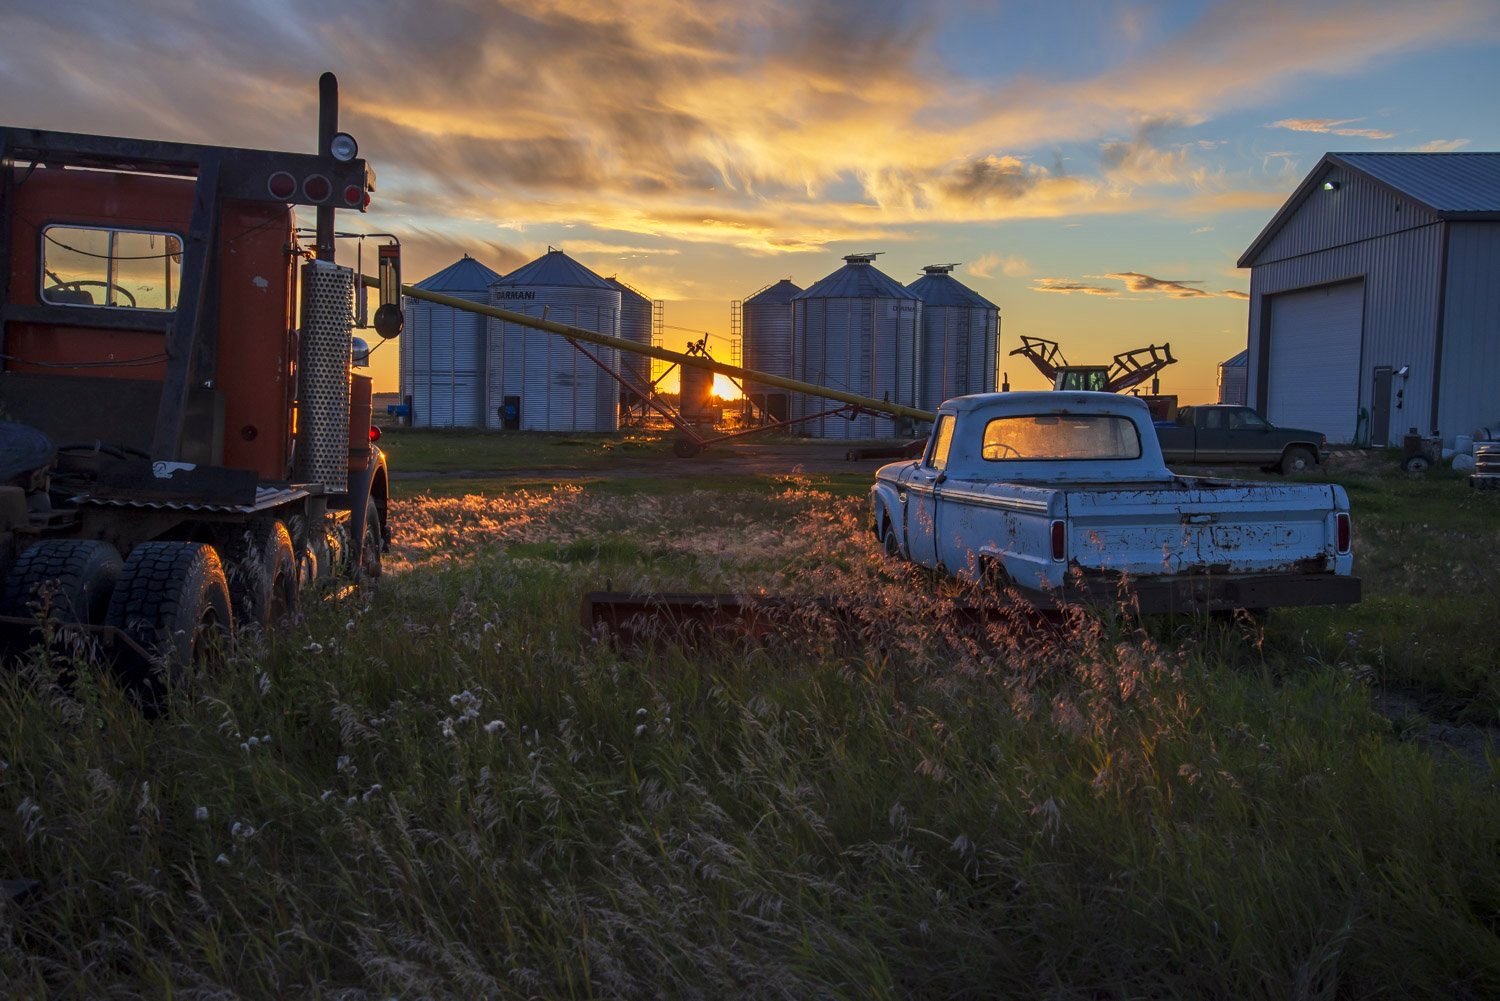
[{"left": 361, "top": 275, "right": 937, "bottom": 424}]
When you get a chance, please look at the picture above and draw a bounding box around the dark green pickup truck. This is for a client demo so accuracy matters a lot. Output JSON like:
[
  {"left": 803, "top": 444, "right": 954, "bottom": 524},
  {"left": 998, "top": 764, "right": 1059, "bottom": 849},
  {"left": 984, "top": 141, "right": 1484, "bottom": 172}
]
[{"left": 1154, "top": 405, "right": 1328, "bottom": 474}]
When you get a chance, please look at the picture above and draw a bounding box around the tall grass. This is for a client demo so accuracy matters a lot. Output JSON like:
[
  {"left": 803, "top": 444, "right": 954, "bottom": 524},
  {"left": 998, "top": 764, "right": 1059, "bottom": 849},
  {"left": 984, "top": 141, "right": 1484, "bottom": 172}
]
[{"left": 1, "top": 474, "right": 1496, "bottom": 998}]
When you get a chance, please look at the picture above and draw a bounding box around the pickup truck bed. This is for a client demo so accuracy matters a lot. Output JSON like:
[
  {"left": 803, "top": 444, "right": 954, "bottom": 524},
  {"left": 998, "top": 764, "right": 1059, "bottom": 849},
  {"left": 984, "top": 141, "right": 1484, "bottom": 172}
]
[{"left": 871, "top": 391, "right": 1359, "bottom": 614}]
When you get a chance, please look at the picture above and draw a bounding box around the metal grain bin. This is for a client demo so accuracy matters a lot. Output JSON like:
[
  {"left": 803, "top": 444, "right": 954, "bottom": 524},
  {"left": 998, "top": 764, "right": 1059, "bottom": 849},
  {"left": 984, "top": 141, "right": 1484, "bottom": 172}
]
[
  {"left": 791, "top": 254, "right": 921, "bottom": 439},
  {"left": 1218, "top": 350, "right": 1249, "bottom": 406},
  {"left": 606, "top": 277, "right": 654, "bottom": 399},
  {"left": 906, "top": 265, "right": 999, "bottom": 410},
  {"left": 740, "top": 279, "right": 800, "bottom": 422},
  {"left": 401, "top": 255, "right": 503, "bottom": 427},
  {"left": 486, "top": 249, "right": 621, "bottom": 432}
]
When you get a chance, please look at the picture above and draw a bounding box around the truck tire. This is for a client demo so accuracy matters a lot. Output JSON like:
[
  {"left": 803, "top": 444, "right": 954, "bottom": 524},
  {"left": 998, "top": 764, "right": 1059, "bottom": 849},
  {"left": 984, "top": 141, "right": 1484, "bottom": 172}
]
[
  {"left": 1279, "top": 446, "right": 1317, "bottom": 475},
  {"left": 357, "top": 495, "right": 383, "bottom": 579},
  {"left": 882, "top": 522, "right": 904, "bottom": 561},
  {"left": 225, "top": 520, "right": 297, "bottom": 629},
  {"left": 107, "top": 542, "right": 233, "bottom": 705},
  {"left": 0, "top": 540, "right": 121, "bottom": 651}
]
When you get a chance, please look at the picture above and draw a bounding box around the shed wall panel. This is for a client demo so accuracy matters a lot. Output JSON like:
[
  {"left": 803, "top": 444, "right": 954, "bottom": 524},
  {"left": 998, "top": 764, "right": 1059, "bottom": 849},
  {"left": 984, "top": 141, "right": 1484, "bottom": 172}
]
[
  {"left": 1246, "top": 222, "right": 1443, "bottom": 443},
  {"left": 1438, "top": 222, "right": 1500, "bottom": 437},
  {"left": 1251, "top": 165, "right": 1441, "bottom": 267}
]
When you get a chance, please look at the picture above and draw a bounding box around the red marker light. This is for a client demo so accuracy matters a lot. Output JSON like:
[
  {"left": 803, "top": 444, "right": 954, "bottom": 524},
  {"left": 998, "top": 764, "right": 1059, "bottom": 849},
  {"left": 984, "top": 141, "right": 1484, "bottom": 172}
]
[
  {"left": 267, "top": 172, "right": 296, "bottom": 200},
  {"left": 368, "top": 425, "right": 381, "bottom": 443},
  {"left": 303, "top": 174, "right": 331, "bottom": 202},
  {"left": 343, "top": 184, "right": 363, "bottom": 207},
  {"left": 1050, "top": 520, "right": 1067, "bottom": 562}
]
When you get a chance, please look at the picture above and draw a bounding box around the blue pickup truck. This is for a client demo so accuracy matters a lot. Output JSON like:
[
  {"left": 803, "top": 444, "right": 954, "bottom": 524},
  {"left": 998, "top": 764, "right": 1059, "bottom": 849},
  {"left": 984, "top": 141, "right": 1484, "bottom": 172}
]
[{"left": 869, "top": 392, "right": 1359, "bottom": 614}]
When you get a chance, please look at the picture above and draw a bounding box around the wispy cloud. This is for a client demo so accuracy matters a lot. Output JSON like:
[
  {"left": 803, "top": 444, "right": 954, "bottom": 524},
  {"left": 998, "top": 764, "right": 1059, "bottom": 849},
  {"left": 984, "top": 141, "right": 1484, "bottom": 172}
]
[
  {"left": 1409, "top": 138, "right": 1470, "bottom": 152},
  {"left": 969, "top": 253, "right": 1033, "bottom": 279},
  {"left": 1031, "top": 278, "right": 1120, "bottom": 297},
  {"left": 1032, "top": 271, "right": 1241, "bottom": 300},
  {"left": 1268, "top": 117, "right": 1394, "bottom": 139},
  {"left": 1105, "top": 272, "right": 1213, "bottom": 298}
]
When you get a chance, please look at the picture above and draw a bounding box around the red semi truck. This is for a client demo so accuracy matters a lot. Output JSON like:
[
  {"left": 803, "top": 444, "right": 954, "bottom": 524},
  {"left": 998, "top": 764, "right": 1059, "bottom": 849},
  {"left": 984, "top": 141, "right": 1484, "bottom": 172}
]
[{"left": 0, "top": 74, "right": 398, "bottom": 691}]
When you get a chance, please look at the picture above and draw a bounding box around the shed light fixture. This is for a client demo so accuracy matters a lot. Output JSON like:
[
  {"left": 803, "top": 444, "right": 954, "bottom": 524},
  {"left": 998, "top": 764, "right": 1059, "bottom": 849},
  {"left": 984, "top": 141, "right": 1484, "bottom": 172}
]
[{"left": 1322, "top": 180, "right": 1340, "bottom": 191}]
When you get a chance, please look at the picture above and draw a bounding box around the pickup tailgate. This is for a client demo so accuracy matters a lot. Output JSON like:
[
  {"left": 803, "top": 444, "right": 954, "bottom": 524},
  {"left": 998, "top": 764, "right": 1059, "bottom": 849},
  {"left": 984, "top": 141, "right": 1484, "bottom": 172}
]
[{"left": 1063, "top": 480, "right": 1344, "bottom": 575}]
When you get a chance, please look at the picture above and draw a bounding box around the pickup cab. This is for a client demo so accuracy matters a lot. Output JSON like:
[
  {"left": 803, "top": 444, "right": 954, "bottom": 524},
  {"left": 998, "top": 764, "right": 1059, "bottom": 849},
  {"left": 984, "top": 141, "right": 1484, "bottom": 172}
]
[
  {"left": 869, "top": 392, "right": 1359, "bottom": 614},
  {"left": 1155, "top": 405, "right": 1326, "bottom": 474}
]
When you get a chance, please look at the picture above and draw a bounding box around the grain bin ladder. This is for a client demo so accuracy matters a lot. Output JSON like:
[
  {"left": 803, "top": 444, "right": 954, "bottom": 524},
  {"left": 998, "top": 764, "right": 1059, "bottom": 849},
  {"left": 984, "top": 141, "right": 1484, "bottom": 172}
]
[{"left": 364, "top": 276, "right": 937, "bottom": 451}]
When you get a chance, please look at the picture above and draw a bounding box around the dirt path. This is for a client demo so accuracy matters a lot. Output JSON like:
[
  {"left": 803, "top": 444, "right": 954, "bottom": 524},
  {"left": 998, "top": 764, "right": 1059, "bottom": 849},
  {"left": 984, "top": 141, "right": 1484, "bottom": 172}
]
[{"left": 392, "top": 440, "right": 896, "bottom": 480}]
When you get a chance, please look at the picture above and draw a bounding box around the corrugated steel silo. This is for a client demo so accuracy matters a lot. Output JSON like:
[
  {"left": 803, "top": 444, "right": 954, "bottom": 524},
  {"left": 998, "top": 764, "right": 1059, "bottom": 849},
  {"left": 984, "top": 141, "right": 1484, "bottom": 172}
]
[
  {"left": 401, "top": 255, "right": 504, "bottom": 427},
  {"left": 1218, "top": 350, "right": 1248, "bottom": 406},
  {"left": 907, "top": 265, "right": 999, "bottom": 410},
  {"left": 791, "top": 254, "right": 921, "bottom": 438},
  {"left": 740, "top": 279, "right": 800, "bottom": 422},
  {"left": 486, "top": 249, "right": 621, "bottom": 432},
  {"left": 606, "top": 277, "right": 653, "bottom": 397}
]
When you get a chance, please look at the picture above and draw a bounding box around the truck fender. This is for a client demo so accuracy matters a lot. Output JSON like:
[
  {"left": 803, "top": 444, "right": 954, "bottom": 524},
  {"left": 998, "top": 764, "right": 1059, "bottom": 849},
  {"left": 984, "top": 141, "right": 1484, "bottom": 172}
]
[
  {"left": 346, "top": 446, "right": 389, "bottom": 564},
  {"left": 869, "top": 486, "right": 902, "bottom": 551}
]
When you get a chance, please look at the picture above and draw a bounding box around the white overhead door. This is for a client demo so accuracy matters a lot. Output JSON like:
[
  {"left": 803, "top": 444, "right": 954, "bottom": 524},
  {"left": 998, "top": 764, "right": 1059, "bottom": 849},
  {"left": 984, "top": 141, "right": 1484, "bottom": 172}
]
[{"left": 1266, "top": 280, "right": 1364, "bottom": 443}]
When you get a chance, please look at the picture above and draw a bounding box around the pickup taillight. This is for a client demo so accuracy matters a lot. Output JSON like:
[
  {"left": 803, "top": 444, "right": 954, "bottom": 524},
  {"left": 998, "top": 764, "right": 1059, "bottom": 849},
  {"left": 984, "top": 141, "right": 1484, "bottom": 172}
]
[
  {"left": 1050, "top": 520, "right": 1067, "bottom": 562},
  {"left": 1335, "top": 512, "right": 1351, "bottom": 554}
]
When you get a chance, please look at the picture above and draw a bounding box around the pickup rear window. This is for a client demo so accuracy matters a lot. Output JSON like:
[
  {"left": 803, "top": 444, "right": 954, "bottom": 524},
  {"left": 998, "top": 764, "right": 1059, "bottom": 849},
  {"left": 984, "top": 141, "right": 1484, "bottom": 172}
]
[{"left": 981, "top": 414, "right": 1142, "bottom": 461}]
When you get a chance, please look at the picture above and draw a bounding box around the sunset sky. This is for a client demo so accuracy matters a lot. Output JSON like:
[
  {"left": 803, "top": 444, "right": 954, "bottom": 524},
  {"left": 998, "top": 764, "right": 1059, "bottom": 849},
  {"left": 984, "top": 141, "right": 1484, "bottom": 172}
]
[{"left": 3, "top": 0, "right": 1497, "bottom": 402}]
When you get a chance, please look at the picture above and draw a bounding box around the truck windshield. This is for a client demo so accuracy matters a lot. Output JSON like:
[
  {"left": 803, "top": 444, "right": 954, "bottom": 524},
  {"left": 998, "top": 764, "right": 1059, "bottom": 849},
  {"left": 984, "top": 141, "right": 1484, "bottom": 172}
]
[
  {"left": 41, "top": 225, "right": 182, "bottom": 311},
  {"left": 981, "top": 414, "right": 1142, "bottom": 461}
]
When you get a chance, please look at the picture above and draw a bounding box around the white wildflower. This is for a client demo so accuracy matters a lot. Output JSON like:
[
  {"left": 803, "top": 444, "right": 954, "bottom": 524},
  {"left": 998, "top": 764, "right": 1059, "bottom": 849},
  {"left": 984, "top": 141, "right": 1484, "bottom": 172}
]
[
  {"left": 484, "top": 719, "right": 505, "bottom": 734},
  {"left": 256, "top": 672, "right": 271, "bottom": 696},
  {"left": 304, "top": 641, "right": 323, "bottom": 654},
  {"left": 195, "top": 806, "right": 209, "bottom": 822},
  {"left": 634, "top": 724, "right": 647, "bottom": 738},
  {"left": 215, "top": 854, "right": 230, "bottom": 866}
]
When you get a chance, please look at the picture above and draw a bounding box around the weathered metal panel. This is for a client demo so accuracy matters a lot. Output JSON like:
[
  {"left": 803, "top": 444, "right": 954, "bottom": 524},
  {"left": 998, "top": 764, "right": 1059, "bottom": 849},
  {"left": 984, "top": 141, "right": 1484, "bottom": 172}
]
[
  {"left": 1438, "top": 222, "right": 1500, "bottom": 438},
  {"left": 1252, "top": 163, "right": 1441, "bottom": 267},
  {"left": 1246, "top": 222, "right": 1443, "bottom": 443}
]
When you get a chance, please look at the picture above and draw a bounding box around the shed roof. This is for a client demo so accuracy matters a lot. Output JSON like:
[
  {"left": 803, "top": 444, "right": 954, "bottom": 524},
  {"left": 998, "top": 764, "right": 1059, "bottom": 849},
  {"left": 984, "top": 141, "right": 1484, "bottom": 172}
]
[
  {"left": 794, "top": 254, "right": 916, "bottom": 301},
  {"left": 494, "top": 248, "right": 613, "bottom": 289},
  {"left": 1239, "top": 152, "right": 1500, "bottom": 267},
  {"left": 414, "top": 255, "right": 506, "bottom": 292},
  {"left": 907, "top": 265, "right": 998, "bottom": 309}
]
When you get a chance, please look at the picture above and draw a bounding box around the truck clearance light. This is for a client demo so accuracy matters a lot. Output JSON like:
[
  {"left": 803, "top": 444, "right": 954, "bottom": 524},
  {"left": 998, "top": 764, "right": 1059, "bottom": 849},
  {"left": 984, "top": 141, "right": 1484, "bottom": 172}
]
[
  {"left": 343, "top": 184, "right": 363, "bottom": 208},
  {"left": 368, "top": 425, "right": 381, "bottom": 443},
  {"left": 1050, "top": 520, "right": 1067, "bottom": 562},
  {"left": 303, "top": 174, "right": 332, "bottom": 202},
  {"left": 1336, "top": 512, "right": 1351, "bottom": 554},
  {"left": 267, "top": 172, "right": 297, "bottom": 200}
]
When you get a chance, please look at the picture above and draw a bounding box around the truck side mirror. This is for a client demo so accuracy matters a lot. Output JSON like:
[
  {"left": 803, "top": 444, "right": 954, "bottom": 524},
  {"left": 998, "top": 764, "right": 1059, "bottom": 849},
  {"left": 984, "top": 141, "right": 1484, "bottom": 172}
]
[{"left": 374, "top": 242, "right": 403, "bottom": 339}]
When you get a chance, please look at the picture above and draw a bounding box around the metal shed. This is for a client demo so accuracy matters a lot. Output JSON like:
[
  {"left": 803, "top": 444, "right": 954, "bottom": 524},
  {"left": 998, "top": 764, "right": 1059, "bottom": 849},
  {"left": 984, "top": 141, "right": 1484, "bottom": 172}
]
[
  {"left": 400, "top": 255, "right": 504, "bottom": 427},
  {"left": 1239, "top": 152, "right": 1500, "bottom": 446}
]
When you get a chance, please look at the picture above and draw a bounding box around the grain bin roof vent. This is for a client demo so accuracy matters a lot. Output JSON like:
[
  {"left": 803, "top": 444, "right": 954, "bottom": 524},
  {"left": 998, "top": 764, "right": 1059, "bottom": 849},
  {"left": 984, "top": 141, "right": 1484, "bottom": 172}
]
[
  {"left": 907, "top": 266, "right": 997, "bottom": 309},
  {"left": 796, "top": 252, "right": 915, "bottom": 300}
]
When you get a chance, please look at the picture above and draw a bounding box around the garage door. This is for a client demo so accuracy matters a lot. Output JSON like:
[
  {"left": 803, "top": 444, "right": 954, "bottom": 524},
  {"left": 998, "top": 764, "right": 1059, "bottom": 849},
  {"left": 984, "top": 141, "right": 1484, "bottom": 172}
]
[{"left": 1266, "top": 280, "right": 1364, "bottom": 443}]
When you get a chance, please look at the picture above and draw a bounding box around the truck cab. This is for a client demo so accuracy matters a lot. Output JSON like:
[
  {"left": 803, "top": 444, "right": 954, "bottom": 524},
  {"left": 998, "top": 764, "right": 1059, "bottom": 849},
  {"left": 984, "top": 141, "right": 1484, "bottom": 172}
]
[
  {"left": 1156, "top": 405, "right": 1327, "bottom": 473},
  {"left": 0, "top": 78, "right": 398, "bottom": 687}
]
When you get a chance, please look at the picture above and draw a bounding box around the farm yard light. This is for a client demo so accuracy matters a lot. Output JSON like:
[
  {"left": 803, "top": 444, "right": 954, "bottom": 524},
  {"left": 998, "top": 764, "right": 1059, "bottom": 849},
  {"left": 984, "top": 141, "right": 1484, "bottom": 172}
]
[{"left": 1322, "top": 180, "right": 1340, "bottom": 191}]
